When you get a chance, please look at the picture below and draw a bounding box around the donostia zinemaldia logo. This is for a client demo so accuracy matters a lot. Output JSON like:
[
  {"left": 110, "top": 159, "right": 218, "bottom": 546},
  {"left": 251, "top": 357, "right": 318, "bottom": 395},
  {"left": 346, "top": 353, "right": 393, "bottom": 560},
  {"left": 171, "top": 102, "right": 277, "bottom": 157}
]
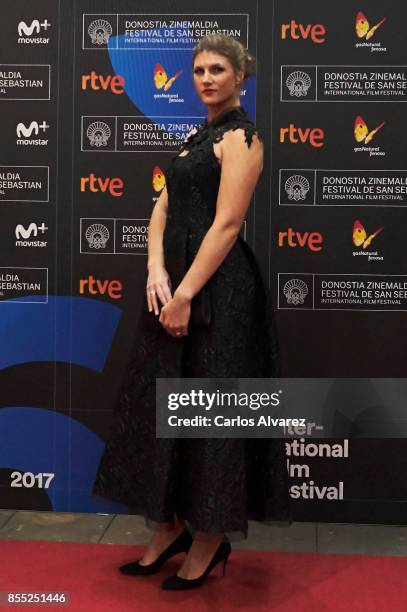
[
  {"left": 87, "top": 121, "right": 111, "bottom": 147},
  {"left": 285, "top": 175, "right": 310, "bottom": 201},
  {"left": 286, "top": 71, "right": 312, "bottom": 97},
  {"left": 283, "top": 279, "right": 309, "bottom": 305},
  {"left": 88, "top": 19, "right": 113, "bottom": 45},
  {"left": 85, "top": 224, "right": 110, "bottom": 249}
]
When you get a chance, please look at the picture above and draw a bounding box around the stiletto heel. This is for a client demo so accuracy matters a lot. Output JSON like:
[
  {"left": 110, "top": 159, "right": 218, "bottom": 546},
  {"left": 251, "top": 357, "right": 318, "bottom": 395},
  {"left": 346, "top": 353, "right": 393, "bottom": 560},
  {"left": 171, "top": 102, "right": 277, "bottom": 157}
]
[
  {"left": 119, "top": 528, "right": 192, "bottom": 576},
  {"left": 160, "top": 539, "right": 232, "bottom": 590},
  {"left": 222, "top": 555, "right": 228, "bottom": 577}
]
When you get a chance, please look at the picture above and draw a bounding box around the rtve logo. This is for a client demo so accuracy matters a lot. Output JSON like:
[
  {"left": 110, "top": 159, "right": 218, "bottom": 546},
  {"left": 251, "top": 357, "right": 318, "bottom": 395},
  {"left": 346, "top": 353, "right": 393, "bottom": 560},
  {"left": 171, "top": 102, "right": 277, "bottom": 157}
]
[
  {"left": 281, "top": 20, "right": 326, "bottom": 44},
  {"left": 79, "top": 276, "right": 123, "bottom": 300},
  {"left": 80, "top": 174, "right": 124, "bottom": 197},
  {"left": 278, "top": 228, "right": 323, "bottom": 252},
  {"left": 280, "top": 124, "right": 325, "bottom": 148},
  {"left": 81, "top": 71, "right": 125, "bottom": 94}
]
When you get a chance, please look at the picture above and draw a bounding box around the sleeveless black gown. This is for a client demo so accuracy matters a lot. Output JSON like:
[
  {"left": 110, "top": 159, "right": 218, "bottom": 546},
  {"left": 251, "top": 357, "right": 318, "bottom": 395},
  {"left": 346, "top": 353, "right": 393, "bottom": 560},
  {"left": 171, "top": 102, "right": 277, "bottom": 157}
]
[{"left": 92, "top": 106, "right": 291, "bottom": 540}]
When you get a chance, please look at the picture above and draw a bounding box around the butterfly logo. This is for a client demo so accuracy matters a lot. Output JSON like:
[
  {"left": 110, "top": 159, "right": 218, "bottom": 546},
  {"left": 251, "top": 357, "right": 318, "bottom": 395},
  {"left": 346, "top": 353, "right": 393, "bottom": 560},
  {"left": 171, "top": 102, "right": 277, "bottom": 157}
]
[
  {"left": 353, "top": 220, "right": 383, "bottom": 249},
  {"left": 152, "top": 166, "right": 166, "bottom": 192},
  {"left": 355, "top": 12, "right": 386, "bottom": 40},
  {"left": 153, "top": 63, "right": 182, "bottom": 91},
  {"left": 354, "top": 116, "right": 385, "bottom": 145}
]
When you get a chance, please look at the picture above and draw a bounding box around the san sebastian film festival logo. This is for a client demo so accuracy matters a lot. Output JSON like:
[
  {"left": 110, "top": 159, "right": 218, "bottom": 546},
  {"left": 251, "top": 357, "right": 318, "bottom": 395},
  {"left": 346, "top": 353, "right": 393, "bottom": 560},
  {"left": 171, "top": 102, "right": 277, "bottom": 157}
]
[
  {"left": 285, "top": 71, "right": 312, "bottom": 98},
  {"left": 283, "top": 279, "right": 309, "bottom": 306},
  {"left": 87, "top": 19, "right": 113, "bottom": 46},
  {"left": 86, "top": 121, "right": 112, "bottom": 148},
  {"left": 85, "top": 224, "right": 110, "bottom": 250},
  {"left": 17, "top": 18, "right": 51, "bottom": 44},
  {"left": 80, "top": 218, "right": 149, "bottom": 255},
  {"left": 284, "top": 175, "right": 310, "bottom": 202}
]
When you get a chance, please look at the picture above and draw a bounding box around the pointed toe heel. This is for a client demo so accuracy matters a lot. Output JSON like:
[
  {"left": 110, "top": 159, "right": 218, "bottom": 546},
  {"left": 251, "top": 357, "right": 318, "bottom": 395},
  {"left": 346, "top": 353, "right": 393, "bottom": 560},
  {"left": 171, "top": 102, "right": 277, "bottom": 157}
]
[
  {"left": 160, "top": 540, "right": 232, "bottom": 590},
  {"left": 119, "top": 527, "right": 192, "bottom": 576}
]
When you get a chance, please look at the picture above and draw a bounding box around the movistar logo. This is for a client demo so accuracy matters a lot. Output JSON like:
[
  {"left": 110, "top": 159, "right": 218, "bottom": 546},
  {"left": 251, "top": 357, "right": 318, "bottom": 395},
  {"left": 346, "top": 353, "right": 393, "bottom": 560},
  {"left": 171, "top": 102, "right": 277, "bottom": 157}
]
[
  {"left": 18, "top": 19, "right": 51, "bottom": 36},
  {"left": 17, "top": 19, "right": 51, "bottom": 44},
  {"left": 16, "top": 121, "right": 49, "bottom": 146},
  {"left": 15, "top": 223, "right": 48, "bottom": 239},
  {"left": 18, "top": 20, "right": 41, "bottom": 36}
]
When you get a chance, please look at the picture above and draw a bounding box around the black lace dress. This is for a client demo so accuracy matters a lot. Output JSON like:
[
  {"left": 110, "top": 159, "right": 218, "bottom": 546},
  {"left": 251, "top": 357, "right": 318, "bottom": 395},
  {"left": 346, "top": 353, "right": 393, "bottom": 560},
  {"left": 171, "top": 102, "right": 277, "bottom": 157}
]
[{"left": 92, "top": 105, "right": 291, "bottom": 540}]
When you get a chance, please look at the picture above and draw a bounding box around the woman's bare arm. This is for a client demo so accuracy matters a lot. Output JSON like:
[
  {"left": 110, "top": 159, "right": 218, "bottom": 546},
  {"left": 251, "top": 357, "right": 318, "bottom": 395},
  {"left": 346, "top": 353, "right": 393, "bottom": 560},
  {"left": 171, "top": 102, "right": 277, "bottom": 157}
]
[
  {"left": 146, "top": 126, "right": 201, "bottom": 315},
  {"left": 174, "top": 128, "right": 264, "bottom": 302},
  {"left": 147, "top": 184, "right": 168, "bottom": 270},
  {"left": 146, "top": 185, "right": 172, "bottom": 313}
]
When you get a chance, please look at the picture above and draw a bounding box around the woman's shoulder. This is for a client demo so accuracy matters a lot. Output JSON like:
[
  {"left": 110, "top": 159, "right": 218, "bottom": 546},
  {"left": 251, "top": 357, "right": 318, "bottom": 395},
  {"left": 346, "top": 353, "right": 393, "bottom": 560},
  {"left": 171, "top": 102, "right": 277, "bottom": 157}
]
[
  {"left": 214, "top": 120, "right": 263, "bottom": 149},
  {"left": 212, "top": 108, "right": 263, "bottom": 148},
  {"left": 181, "top": 107, "right": 262, "bottom": 150}
]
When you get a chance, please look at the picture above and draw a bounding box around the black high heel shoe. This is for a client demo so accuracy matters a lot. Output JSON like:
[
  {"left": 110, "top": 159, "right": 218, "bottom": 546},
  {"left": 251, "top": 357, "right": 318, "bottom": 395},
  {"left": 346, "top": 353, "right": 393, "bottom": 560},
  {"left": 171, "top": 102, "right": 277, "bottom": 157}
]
[
  {"left": 119, "top": 528, "right": 193, "bottom": 576},
  {"left": 160, "top": 538, "right": 232, "bottom": 590}
]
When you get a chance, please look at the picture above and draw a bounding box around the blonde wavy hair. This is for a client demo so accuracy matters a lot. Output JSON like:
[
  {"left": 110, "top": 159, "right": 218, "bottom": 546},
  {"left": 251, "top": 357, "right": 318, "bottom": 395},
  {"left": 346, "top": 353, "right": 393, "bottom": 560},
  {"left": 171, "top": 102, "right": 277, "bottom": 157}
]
[{"left": 192, "top": 34, "right": 256, "bottom": 81}]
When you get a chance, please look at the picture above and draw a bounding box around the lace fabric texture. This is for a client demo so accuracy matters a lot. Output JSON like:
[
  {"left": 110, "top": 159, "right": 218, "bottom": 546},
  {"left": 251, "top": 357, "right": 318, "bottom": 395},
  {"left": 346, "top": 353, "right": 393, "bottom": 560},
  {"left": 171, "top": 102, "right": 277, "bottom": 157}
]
[{"left": 92, "top": 106, "right": 291, "bottom": 541}]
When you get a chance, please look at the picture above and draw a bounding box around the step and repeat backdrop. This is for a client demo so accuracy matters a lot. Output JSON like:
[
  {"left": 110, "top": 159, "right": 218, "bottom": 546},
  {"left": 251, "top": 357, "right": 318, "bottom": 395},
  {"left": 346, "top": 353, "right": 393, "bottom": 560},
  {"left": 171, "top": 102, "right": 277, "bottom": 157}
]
[{"left": 1, "top": 0, "right": 406, "bottom": 522}]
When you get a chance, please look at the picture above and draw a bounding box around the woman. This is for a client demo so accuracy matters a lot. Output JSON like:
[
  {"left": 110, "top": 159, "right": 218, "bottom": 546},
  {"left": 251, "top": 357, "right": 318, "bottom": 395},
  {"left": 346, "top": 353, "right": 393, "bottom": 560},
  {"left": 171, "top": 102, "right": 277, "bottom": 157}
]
[{"left": 93, "top": 33, "right": 290, "bottom": 591}]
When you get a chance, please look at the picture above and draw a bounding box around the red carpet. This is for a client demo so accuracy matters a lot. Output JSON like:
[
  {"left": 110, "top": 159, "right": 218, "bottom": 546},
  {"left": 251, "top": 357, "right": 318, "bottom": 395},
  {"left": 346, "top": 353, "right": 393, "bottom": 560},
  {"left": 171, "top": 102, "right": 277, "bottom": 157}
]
[{"left": 1, "top": 540, "right": 406, "bottom": 611}]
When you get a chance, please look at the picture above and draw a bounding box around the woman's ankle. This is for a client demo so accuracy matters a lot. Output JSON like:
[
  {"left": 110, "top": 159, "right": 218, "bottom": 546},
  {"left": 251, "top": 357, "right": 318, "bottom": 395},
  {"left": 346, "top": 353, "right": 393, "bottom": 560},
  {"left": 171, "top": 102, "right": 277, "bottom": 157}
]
[
  {"left": 193, "top": 531, "right": 224, "bottom": 543},
  {"left": 150, "top": 514, "right": 186, "bottom": 535},
  {"left": 154, "top": 520, "right": 175, "bottom": 533}
]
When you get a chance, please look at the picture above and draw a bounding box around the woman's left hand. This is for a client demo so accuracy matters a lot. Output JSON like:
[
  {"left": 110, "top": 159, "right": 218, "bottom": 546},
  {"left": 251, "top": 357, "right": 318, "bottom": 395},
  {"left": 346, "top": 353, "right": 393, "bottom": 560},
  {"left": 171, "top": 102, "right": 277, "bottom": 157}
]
[{"left": 159, "top": 292, "right": 191, "bottom": 338}]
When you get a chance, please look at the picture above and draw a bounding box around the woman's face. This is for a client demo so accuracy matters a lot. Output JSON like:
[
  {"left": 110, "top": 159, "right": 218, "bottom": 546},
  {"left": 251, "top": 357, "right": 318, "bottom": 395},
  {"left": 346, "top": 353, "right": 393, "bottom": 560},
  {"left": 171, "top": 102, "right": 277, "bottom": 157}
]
[{"left": 193, "top": 50, "right": 243, "bottom": 105}]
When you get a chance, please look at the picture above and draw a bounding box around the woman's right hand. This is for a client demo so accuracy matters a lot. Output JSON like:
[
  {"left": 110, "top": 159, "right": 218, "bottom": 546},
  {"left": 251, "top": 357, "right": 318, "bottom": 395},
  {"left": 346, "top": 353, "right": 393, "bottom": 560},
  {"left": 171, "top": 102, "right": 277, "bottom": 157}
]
[{"left": 146, "top": 264, "right": 172, "bottom": 315}]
